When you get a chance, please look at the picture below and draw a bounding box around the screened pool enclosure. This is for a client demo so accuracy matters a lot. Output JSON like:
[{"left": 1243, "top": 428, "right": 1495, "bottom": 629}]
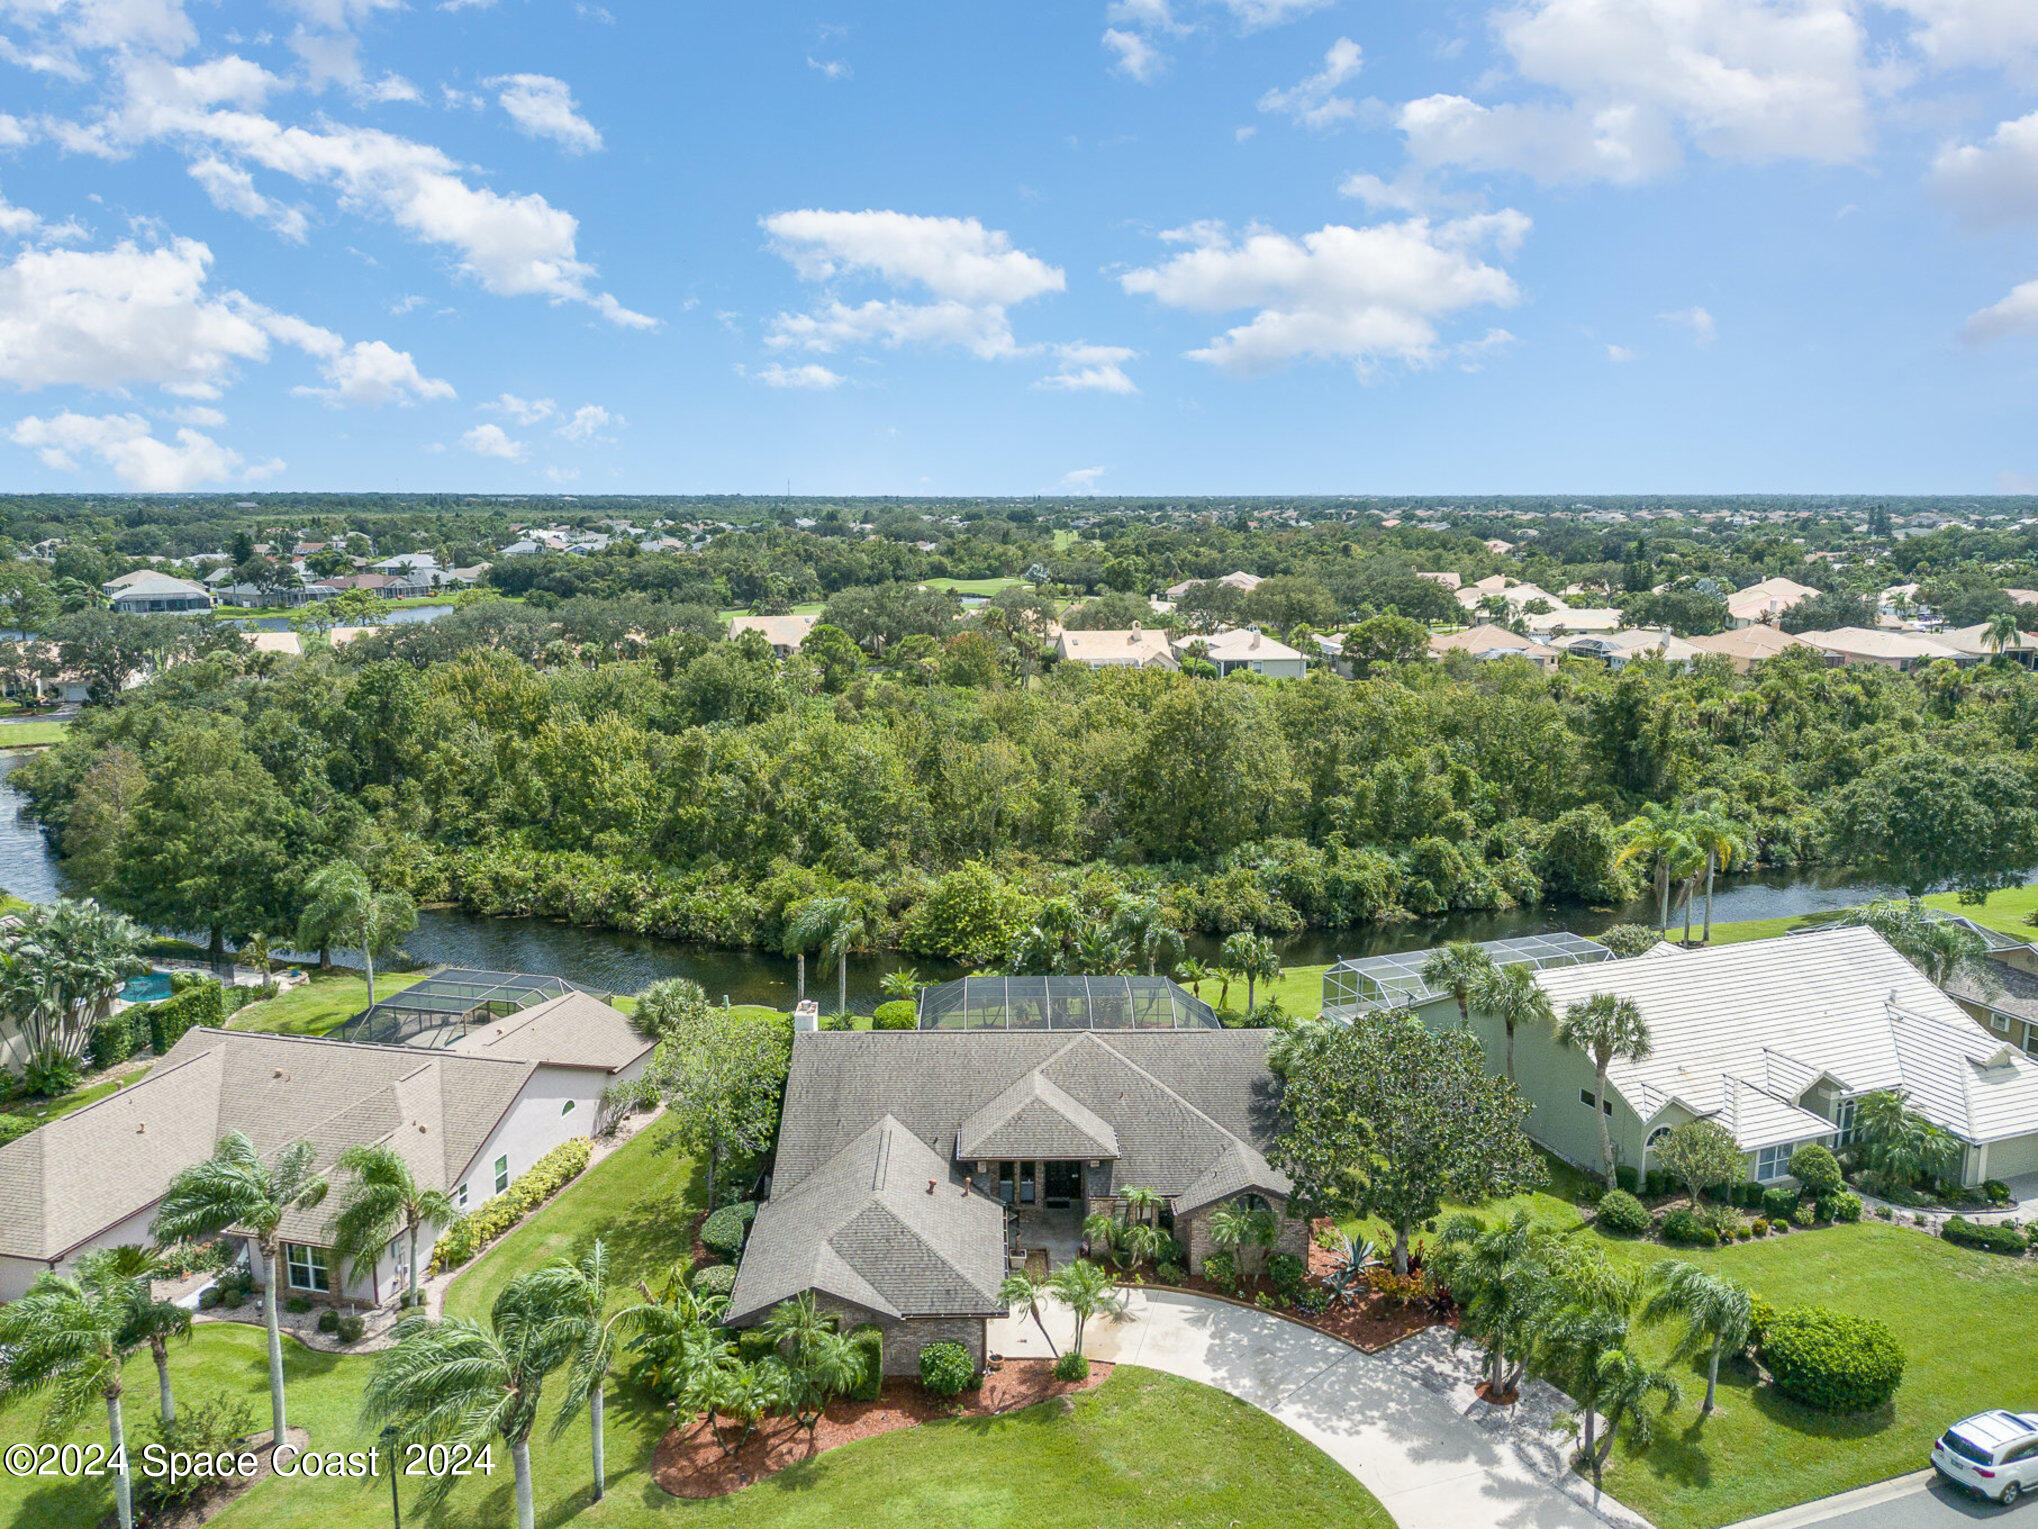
[
  {"left": 1322, "top": 932, "right": 1615, "bottom": 1019},
  {"left": 915, "top": 975, "right": 1221, "bottom": 1031},
  {"left": 333, "top": 968, "right": 596, "bottom": 1049}
]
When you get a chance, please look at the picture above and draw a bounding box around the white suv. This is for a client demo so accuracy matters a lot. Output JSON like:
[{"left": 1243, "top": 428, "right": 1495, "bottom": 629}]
[{"left": 1933, "top": 1411, "right": 2038, "bottom": 1504}]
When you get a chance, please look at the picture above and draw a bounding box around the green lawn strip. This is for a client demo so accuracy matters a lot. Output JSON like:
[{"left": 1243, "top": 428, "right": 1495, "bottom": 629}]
[
  {"left": 12, "top": 1066, "right": 152, "bottom": 1124},
  {"left": 921, "top": 576, "right": 1027, "bottom": 595},
  {"left": 228, "top": 969, "right": 427, "bottom": 1038},
  {"left": 0, "top": 719, "right": 70, "bottom": 748},
  {"left": 443, "top": 1114, "right": 702, "bottom": 1324},
  {"left": 1921, "top": 885, "right": 2038, "bottom": 940}
]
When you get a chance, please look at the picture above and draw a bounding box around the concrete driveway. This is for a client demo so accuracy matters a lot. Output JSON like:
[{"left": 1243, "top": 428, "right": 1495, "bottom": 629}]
[{"left": 992, "top": 1288, "right": 1649, "bottom": 1529}]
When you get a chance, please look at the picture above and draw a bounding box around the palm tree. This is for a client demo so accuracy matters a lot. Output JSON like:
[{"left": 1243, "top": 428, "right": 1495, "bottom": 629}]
[
  {"left": 1984, "top": 611, "right": 2023, "bottom": 658},
  {"left": 0, "top": 1260, "right": 144, "bottom": 1529},
  {"left": 91, "top": 1245, "right": 192, "bottom": 1424},
  {"left": 783, "top": 895, "right": 872, "bottom": 1016},
  {"left": 1670, "top": 835, "right": 1709, "bottom": 945},
  {"left": 1643, "top": 1262, "right": 1751, "bottom": 1417},
  {"left": 1557, "top": 994, "right": 1653, "bottom": 1190},
  {"left": 329, "top": 1143, "right": 457, "bottom": 1309},
  {"left": 878, "top": 967, "right": 921, "bottom": 1001},
  {"left": 1048, "top": 1259, "right": 1125, "bottom": 1357},
  {"left": 1110, "top": 894, "right": 1183, "bottom": 977},
  {"left": 1220, "top": 932, "right": 1280, "bottom": 1014},
  {"left": 999, "top": 1271, "right": 1060, "bottom": 1357},
  {"left": 1482, "top": 963, "right": 1555, "bottom": 1086},
  {"left": 1118, "top": 1186, "right": 1167, "bottom": 1228},
  {"left": 1073, "top": 923, "right": 1130, "bottom": 976},
  {"left": 4, "top": 897, "right": 147, "bottom": 1076},
  {"left": 153, "top": 1133, "right": 329, "bottom": 1443},
  {"left": 526, "top": 1242, "right": 649, "bottom": 1500},
  {"left": 1583, "top": 1347, "right": 1681, "bottom": 1482},
  {"left": 294, "top": 861, "right": 416, "bottom": 1006},
  {"left": 360, "top": 1275, "right": 576, "bottom": 1529},
  {"left": 1435, "top": 1213, "right": 1548, "bottom": 1395},
  {"left": 760, "top": 1294, "right": 858, "bottom": 1435},
  {"left": 1421, "top": 941, "right": 1499, "bottom": 1029},
  {"left": 1615, "top": 803, "right": 1696, "bottom": 931},
  {"left": 1173, "top": 958, "right": 1208, "bottom": 1000},
  {"left": 1207, "top": 1198, "right": 1278, "bottom": 1286},
  {"left": 1684, "top": 806, "right": 1750, "bottom": 943}
]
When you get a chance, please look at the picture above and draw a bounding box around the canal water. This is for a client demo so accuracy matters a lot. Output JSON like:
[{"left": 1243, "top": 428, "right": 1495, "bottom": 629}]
[{"left": 0, "top": 751, "right": 1915, "bottom": 1011}]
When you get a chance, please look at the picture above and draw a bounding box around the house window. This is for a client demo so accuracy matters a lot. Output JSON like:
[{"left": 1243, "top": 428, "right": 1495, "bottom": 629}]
[
  {"left": 1580, "top": 1089, "right": 1613, "bottom": 1116},
  {"left": 1991, "top": 1012, "right": 2011, "bottom": 1034},
  {"left": 561, "top": 1099, "right": 576, "bottom": 1116},
  {"left": 455, "top": 1183, "right": 469, "bottom": 1209},
  {"left": 494, "top": 1155, "right": 510, "bottom": 1194},
  {"left": 1755, "top": 1145, "right": 1792, "bottom": 1182},
  {"left": 1646, "top": 1126, "right": 1672, "bottom": 1152},
  {"left": 285, "top": 1244, "right": 331, "bottom": 1293},
  {"left": 1834, "top": 1098, "right": 1859, "bottom": 1148}
]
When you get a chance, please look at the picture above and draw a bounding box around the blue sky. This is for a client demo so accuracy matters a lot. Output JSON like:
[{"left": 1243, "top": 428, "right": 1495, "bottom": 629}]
[{"left": 1, "top": 0, "right": 2036, "bottom": 497}]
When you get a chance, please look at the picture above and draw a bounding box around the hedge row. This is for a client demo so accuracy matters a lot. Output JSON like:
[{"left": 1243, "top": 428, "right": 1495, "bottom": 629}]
[
  {"left": 700, "top": 1201, "right": 757, "bottom": 1261},
  {"left": 1942, "top": 1216, "right": 2031, "bottom": 1255},
  {"left": 147, "top": 982, "right": 226, "bottom": 1054},
  {"left": 429, "top": 1137, "right": 592, "bottom": 1273}
]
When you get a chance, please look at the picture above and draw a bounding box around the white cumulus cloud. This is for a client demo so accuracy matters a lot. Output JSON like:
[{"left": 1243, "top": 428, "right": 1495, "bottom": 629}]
[
  {"left": 489, "top": 392, "right": 556, "bottom": 424},
  {"left": 1037, "top": 342, "right": 1139, "bottom": 393},
  {"left": 555, "top": 403, "right": 618, "bottom": 440},
  {"left": 1931, "top": 110, "right": 2038, "bottom": 230},
  {"left": 9, "top": 411, "right": 258, "bottom": 491},
  {"left": 1661, "top": 305, "right": 1718, "bottom": 346},
  {"left": 461, "top": 422, "right": 525, "bottom": 459},
  {"left": 295, "top": 339, "right": 455, "bottom": 406},
  {"left": 748, "top": 361, "right": 844, "bottom": 389},
  {"left": 1258, "top": 36, "right": 1362, "bottom": 130},
  {"left": 489, "top": 73, "right": 603, "bottom": 154}
]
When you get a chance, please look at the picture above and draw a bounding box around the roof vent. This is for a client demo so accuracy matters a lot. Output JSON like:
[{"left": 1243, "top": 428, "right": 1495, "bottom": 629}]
[
  {"left": 927, "top": 1178, "right": 937, "bottom": 1195},
  {"left": 136, "top": 1122, "right": 145, "bottom": 1134},
  {"left": 418, "top": 1122, "right": 429, "bottom": 1133},
  {"left": 273, "top": 1068, "right": 289, "bottom": 1080}
]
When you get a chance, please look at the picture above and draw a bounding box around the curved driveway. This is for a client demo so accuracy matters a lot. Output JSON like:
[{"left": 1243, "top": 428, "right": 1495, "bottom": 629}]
[{"left": 991, "top": 1288, "right": 1650, "bottom": 1529}]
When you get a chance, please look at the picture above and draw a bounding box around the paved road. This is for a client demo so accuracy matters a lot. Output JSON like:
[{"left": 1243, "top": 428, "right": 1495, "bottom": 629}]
[
  {"left": 991, "top": 1287, "right": 1646, "bottom": 1529},
  {"left": 1731, "top": 1469, "right": 2029, "bottom": 1529}
]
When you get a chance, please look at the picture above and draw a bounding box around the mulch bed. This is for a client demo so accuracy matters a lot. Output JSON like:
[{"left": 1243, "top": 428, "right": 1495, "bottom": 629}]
[{"left": 651, "top": 1358, "right": 1110, "bottom": 1498}]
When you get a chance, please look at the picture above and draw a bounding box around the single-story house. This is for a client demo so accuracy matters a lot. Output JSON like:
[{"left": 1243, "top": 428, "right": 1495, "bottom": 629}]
[
  {"left": 1559, "top": 628, "right": 1702, "bottom": 669},
  {"left": 1164, "top": 571, "right": 1262, "bottom": 600},
  {"left": 1727, "top": 577, "right": 1820, "bottom": 628},
  {"left": 1931, "top": 623, "right": 2038, "bottom": 668},
  {"left": 729, "top": 612, "right": 820, "bottom": 656},
  {"left": 1409, "top": 926, "right": 2038, "bottom": 1189},
  {"left": 1523, "top": 605, "right": 1624, "bottom": 637},
  {"left": 1055, "top": 627, "right": 1179, "bottom": 670},
  {"left": 0, "top": 990, "right": 652, "bottom": 1304},
  {"left": 1797, "top": 627, "right": 1976, "bottom": 671},
  {"left": 1428, "top": 623, "right": 1562, "bottom": 671},
  {"left": 1684, "top": 624, "right": 1808, "bottom": 672},
  {"left": 728, "top": 1025, "right": 1304, "bottom": 1371},
  {"left": 1456, "top": 579, "right": 1562, "bottom": 615},
  {"left": 109, "top": 573, "right": 212, "bottom": 615},
  {"left": 1178, "top": 628, "right": 1307, "bottom": 678}
]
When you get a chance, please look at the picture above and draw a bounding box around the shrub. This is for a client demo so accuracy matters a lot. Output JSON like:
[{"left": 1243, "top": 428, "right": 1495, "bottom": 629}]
[
  {"left": 1734, "top": 1225, "right": 1751, "bottom": 1240},
  {"left": 1644, "top": 1168, "right": 1673, "bottom": 1200},
  {"left": 316, "top": 1308, "right": 340, "bottom": 1333},
  {"left": 428, "top": 1137, "right": 592, "bottom": 1273},
  {"left": 284, "top": 1295, "right": 312, "bottom": 1315},
  {"left": 132, "top": 1391, "right": 259, "bottom": 1519},
  {"left": 21, "top": 1053, "right": 81, "bottom": 1099},
  {"left": 736, "top": 1328, "right": 779, "bottom": 1362},
  {"left": 819, "top": 1014, "right": 854, "bottom": 1031},
  {"left": 1982, "top": 1179, "right": 2013, "bottom": 1206},
  {"left": 1791, "top": 1203, "right": 1815, "bottom": 1228},
  {"left": 1762, "top": 1306, "right": 1904, "bottom": 1414},
  {"left": 847, "top": 1323, "right": 885, "bottom": 1401},
  {"left": 1943, "top": 1216, "right": 2029, "bottom": 1255},
  {"left": 692, "top": 1264, "right": 737, "bottom": 1297},
  {"left": 209, "top": 1269, "right": 254, "bottom": 1309},
  {"left": 1734, "top": 1181, "right": 1765, "bottom": 1209},
  {"left": 1761, "top": 1186, "right": 1800, "bottom": 1221},
  {"left": 1595, "top": 1189, "right": 1651, "bottom": 1236},
  {"left": 1747, "top": 1297, "right": 1775, "bottom": 1347},
  {"left": 918, "top": 1341, "right": 975, "bottom": 1397},
  {"left": 336, "top": 1314, "right": 366, "bottom": 1344},
  {"left": 1573, "top": 1179, "right": 1604, "bottom": 1206},
  {"left": 1156, "top": 1260, "right": 1186, "bottom": 1284},
  {"left": 1200, "top": 1251, "right": 1237, "bottom": 1289},
  {"left": 1614, "top": 1164, "right": 1639, "bottom": 1194},
  {"left": 1875, "top": 1204, "right": 1893, "bottom": 1220},
  {"left": 1824, "top": 1193, "right": 1863, "bottom": 1223},
  {"left": 1053, "top": 1351, "right": 1091, "bottom": 1383},
  {"left": 1788, "top": 1143, "right": 1845, "bottom": 1200},
  {"left": 89, "top": 1009, "right": 145, "bottom": 1069},
  {"left": 147, "top": 980, "right": 226, "bottom": 1053},
  {"left": 872, "top": 1000, "right": 918, "bottom": 1030},
  {"left": 1661, "top": 1207, "right": 1719, "bottom": 1248},
  {"left": 1752, "top": 1218, "right": 1769, "bottom": 1236},
  {"left": 1267, "top": 1252, "right": 1306, "bottom": 1299},
  {"left": 0, "top": 1114, "right": 32, "bottom": 1147},
  {"left": 701, "top": 1201, "right": 758, "bottom": 1260},
  {"left": 1366, "top": 1268, "right": 1435, "bottom": 1306}
]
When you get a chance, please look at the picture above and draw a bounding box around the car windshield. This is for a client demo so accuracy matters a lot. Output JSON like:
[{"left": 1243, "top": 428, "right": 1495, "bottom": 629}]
[{"left": 1943, "top": 1431, "right": 1995, "bottom": 1466}]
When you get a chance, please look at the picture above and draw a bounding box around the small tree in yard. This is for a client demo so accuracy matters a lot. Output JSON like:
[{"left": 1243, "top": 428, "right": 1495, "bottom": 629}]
[
  {"left": 651, "top": 1004, "right": 791, "bottom": 1209},
  {"left": 1271, "top": 1014, "right": 1544, "bottom": 1276},
  {"left": 1208, "top": 1199, "right": 1278, "bottom": 1286},
  {"left": 1434, "top": 1212, "right": 1551, "bottom": 1396},
  {"left": 1653, "top": 1119, "right": 1745, "bottom": 1207},
  {"left": 1787, "top": 1143, "right": 1844, "bottom": 1201},
  {"left": 1000, "top": 1271, "right": 1059, "bottom": 1357},
  {"left": 1048, "top": 1259, "right": 1124, "bottom": 1357},
  {"left": 1643, "top": 1262, "right": 1751, "bottom": 1418},
  {"left": 1854, "top": 1089, "right": 1962, "bottom": 1192}
]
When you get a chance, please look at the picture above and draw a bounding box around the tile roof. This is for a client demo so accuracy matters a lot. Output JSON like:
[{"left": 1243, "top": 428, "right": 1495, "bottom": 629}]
[
  {"left": 1533, "top": 927, "right": 2038, "bottom": 1148},
  {"left": 1056, "top": 628, "right": 1179, "bottom": 667},
  {"left": 1183, "top": 628, "right": 1304, "bottom": 663},
  {"left": 728, "top": 613, "right": 819, "bottom": 649},
  {"left": 1797, "top": 627, "right": 1972, "bottom": 663},
  {"left": 1726, "top": 577, "right": 1819, "bottom": 622},
  {"left": 0, "top": 1029, "right": 535, "bottom": 1261},
  {"left": 448, "top": 990, "right": 652, "bottom": 1074},
  {"left": 1685, "top": 625, "right": 1807, "bottom": 663}
]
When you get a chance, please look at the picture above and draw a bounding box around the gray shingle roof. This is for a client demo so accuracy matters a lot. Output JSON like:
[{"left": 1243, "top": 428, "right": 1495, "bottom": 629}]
[
  {"left": 956, "top": 1071, "right": 1120, "bottom": 1162},
  {"left": 0, "top": 1029, "right": 535, "bottom": 1261},
  {"left": 726, "top": 1116, "right": 1008, "bottom": 1324}
]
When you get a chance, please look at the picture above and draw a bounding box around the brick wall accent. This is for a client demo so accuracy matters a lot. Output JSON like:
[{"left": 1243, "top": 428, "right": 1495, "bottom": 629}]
[
  {"left": 810, "top": 1296, "right": 988, "bottom": 1377},
  {"left": 1179, "top": 1195, "right": 1309, "bottom": 1274}
]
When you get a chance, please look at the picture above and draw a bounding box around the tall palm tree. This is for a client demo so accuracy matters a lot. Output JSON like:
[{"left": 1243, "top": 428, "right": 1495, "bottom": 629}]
[
  {"left": 783, "top": 895, "right": 873, "bottom": 1016},
  {"left": 360, "top": 1275, "right": 576, "bottom": 1529},
  {"left": 1047, "top": 1259, "right": 1124, "bottom": 1357},
  {"left": 0, "top": 1260, "right": 144, "bottom": 1529},
  {"left": 1220, "top": 932, "right": 1280, "bottom": 1014},
  {"left": 1482, "top": 963, "right": 1555, "bottom": 1086},
  {"left": 525, "top": 1241, "right": 649, "bottom": 1502},
  {"left": 329, "top": 1143, "right": 457, "bottom": 1309},
  {"left": 294, "top": 861, "right": 416, "bottom": 1006},
  {"left": 1421, "top": 941, "right": 1499, "bottom": 1029},
  {"left": 1615, "top": 803, "right": 1696, "bottom": 931},
  {"left": 153, "top": 1133, "right": 329, "bottom": 1442},
  {"left": 1557, "top": 994, "right": 1653, "bottom": 1190},
  {"left": 91, "top": 1245, "right": 191, "bottom": 1423},
  {"left": 1643, "top": 1262, "right": 1752, "bottom": 1417},
  {"left": 1684, "top": 806, "right": 1750, "bottom": 944},
  {"left": 1435, "top": 1212, "right": 1549, "bottom": 1395},
  {"left": 1670, "top": 835, "right": 1709, "bottom": 945},
  {"left": 999, "top": 1271, "right": 1059, "bottom": 1357},
  {"left": 1110, "top": 894, "right": 1183, "bottom": 977}
]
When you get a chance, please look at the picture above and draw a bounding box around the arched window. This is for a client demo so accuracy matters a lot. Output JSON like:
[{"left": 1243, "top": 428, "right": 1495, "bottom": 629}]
[
  {"left": 1238, "top": 1192, "right": 1273, "bottom": 1216},
  {"left": 1646, "top": 1126, "right": 1673, "bottom": 1151}
]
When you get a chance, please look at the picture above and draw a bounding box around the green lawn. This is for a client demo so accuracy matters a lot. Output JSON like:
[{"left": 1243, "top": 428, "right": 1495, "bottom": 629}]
[
  {"left": 0, "top": 719, "right": 69, "bottom": 748},
  {"left": 1346, "top": 1170, "right": 2038, "bottom": 1529},
  {"left": 443, "top": 1112, "right": 702, "bottom": 1323},
  {"left": 1, "top": 1323, "right": 1388, "bottom": 1529},
  {"left": 228, "top": 969, "right": 426, "bottom": 1037},
  {"left": 922, "top": 576, "right": 1028, "bottom": 596},
  {"left": 7, "top": 1066, "right": 152, "bottom": 1125}
]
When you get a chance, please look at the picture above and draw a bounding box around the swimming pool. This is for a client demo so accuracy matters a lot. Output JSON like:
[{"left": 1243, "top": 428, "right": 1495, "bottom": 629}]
[{"left": 119, "top": 972, "right": 173, "bottom": 1004}]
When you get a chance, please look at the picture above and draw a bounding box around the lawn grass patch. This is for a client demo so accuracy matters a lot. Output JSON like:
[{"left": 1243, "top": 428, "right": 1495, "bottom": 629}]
[
  {"left": 10, "top": 1066, "right": 152, "bottom": 1124},
  {"left": 227, "top": 969, "right": 426, "bottom": 1037},
  {"left": 0, "top": 719, "right": 70, "bottom": 748}
]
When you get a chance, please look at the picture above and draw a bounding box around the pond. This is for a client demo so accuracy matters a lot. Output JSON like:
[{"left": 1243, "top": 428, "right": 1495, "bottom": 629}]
[{"left": 0, "top": 749, "right": 1924, "bottom": 1012}]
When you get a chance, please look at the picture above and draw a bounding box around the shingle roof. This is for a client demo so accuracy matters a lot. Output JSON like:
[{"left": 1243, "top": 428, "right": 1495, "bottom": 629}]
[
  {"left": 0, "top": 1029, "right": 536, "bottom": 1261},
  {"left": 1533, "top": 927, "right": 2038, "bottom": 1147},
  {"left": 956, "top": 1072, "right": 1121, "bottom": 1161},
  {"left": 726, "top": 1116, "right": 1008, "bottom": 1324},
  {"left": 449, "top": 990, "right": 652, "bottom": 1074}
]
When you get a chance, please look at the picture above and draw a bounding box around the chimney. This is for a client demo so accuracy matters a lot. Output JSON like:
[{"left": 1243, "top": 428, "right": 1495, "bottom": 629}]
[
  {"left": 794, "top": 999, "right": 820, "bottom": 1033},
  {"left": 1250, "top": 633, "right": 1261, "bottom": 649}
]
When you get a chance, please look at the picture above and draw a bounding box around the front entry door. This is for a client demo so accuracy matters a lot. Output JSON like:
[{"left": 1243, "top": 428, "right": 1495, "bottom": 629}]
[{"left": 1043, "top": 1161, "right": 1082, "bottom": 1208}]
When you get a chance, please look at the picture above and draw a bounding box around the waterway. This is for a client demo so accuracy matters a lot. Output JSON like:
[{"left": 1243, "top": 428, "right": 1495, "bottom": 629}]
[{"left": 0, "top": 751, "right": 1914, "bottom": 1012}]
